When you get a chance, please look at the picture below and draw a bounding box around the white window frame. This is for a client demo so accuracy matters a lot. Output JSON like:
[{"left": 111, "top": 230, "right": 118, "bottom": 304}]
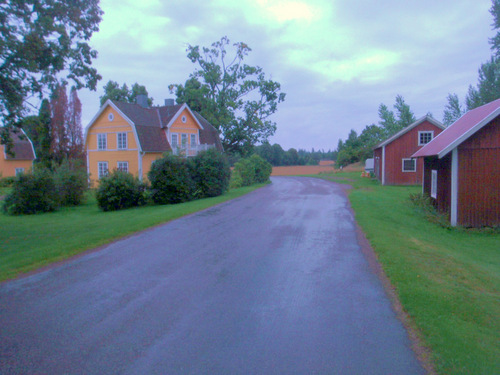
[
  {"left": 181, "top": 134, "right": 188, "bottom": 148},
  {"left": 418, "top": 131, "right": 434, "bottom": 146},
  {"left": 117, "top": 161, "right": 129, "bottom": 172},
  {"left": 15, "top": 168, "right": 24, "bottom": 176},
  {"left": 190, "top": 134, "right": 196, "bottom": 148},
  {"left": 97, "top": 133, "right": 107, "bottom": 150},
  {"left": 431, "top": 170, "right": 438, "bottom": 199},
  {"left": 117, "top": 132, "right": 127, "bottom": 150},
  {"left": 171, "top": 133, "right": 178, "bottom": 148},
  {"left": 402, "top": 158, "right": 416, "bottom": 172},
  {"left": 98, "top": 162, "right": 108, "bottom": 179}
]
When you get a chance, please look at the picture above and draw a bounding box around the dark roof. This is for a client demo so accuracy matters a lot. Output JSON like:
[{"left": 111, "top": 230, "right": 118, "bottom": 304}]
[
  {"left": 413, "top": 98, "right": 500, "bottom": 159},
  {"left": 374, "top": 116, "right": 445, "bottom": 149},
  {"left": 109, "top": 100, "right": 222, "bottom": 153},
  {"left": 194, "top": 112, "right": 224, "bottom": 151},
  {"left": 3, "top": 129, "right": 36, "bottom": 160}
]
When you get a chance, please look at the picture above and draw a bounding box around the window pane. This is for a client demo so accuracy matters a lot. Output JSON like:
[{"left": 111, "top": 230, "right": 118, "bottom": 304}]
[
  {"left": 117, "top": 133, "right": 127, "bottom": 149},
  {"left": 98, "top": 134, "right": 107, "bottom": 150}
]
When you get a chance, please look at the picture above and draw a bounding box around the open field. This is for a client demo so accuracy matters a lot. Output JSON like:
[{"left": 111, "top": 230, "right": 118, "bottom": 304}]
[
  {"left": 0, "top": 184, "right": 266, "bottom": 282},
  {"left": 314, "top": 172, "right": 500, "bottom": 375}
]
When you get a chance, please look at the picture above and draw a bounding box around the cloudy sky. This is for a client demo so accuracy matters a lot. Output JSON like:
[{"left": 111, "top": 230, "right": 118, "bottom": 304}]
[{"left": 78, "top": 0, "right": 494, "bottom": 151}]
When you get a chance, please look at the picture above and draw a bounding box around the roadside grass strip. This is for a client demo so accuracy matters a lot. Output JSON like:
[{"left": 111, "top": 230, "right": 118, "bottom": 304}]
[
  {"left": 0, "top": 184, "right": 266, "bottom": 282},
  {"left": 316, "top": 172, "right": 499, "bottom": 375}
]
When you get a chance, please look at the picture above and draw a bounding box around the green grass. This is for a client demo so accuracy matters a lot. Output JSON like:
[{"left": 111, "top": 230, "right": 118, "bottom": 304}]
[
  {"left": 0, "top": 184, "right": 266, "bottom": 282},
  {"left": 315, "top": 172, "right": 500, "bottom": 374}
]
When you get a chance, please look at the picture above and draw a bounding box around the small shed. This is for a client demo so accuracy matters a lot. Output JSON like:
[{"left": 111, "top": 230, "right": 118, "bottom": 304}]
[
  {"left": 412, "top": 99, "right": 500, "bottom": 227},
  {"left": 373, "top": 116, "right": 445, "bottom": 185}
]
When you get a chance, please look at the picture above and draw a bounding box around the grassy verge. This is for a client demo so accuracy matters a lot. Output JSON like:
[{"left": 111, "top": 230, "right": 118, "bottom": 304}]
[
  {"left": 315, "top": 172, "right": 499, "bottom": 375},
  {"left": 0, "top": 184, "right": 266, "bottom": 282}
]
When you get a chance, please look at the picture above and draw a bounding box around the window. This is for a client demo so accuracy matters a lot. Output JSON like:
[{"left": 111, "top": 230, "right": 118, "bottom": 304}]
[
  {"left": 418, "top": 131, "right": 433, "bottom": 145},
  {"left": 181, "top": 115, "right": 187, "bottom": 123},
  {"left": 117, "top": 132, "right": 127, "bottom": 149},
  {"left": 402, "top": 158, "right": 416, "bottom": 172},
  {"left": 171, "top": 134, "right": 178, "bottom": 147},
  {"left": 117, "top": 161, "right": 128, "bottom": 172},
  {"left": 431, "top": 170, "right": 438, "bottom": 198},
  {"left": 190, "top": 134, "right": 196, "bottom": 148},
  {"left": 97, "top": 133, "right": 107, "bottom": 150},
  {"left": 98, "top": 162, "right": 108, "bottom": 179},
  {"left": 108, "top": 113, "right": 114, "bottom": 121},
  {"left": 181, "top": 134, "right": 187, "bottom": 147},
  {"left": 15, "top": 168, "right": 24, "bottom": 176}
]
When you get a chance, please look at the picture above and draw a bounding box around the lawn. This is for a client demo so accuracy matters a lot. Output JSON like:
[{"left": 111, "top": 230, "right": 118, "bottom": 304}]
[
  {"left": 0, "top": 184, "right": 266, "bottom": 282},
  {"left": 316, "top": 172, "right": 499, "bottom": 375}
]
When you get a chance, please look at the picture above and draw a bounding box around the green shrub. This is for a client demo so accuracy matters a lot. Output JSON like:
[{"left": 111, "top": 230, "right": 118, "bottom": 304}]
[
  {"left": 409, "top": 192, "right": 451, "bottom": 228},
  {"left": 249, "top": 154, "right": 272, "bottom": 183},
  {"left": 96, "top": 170, "right": 146, "bottom": 211},
  {"left": 53, "top": 159, "right": 88, "bottom": 206},
  {"left": 0, "top": 176, "right": 15, "bottom": 187},
  {"left": 148, "top": 154, "right": 194, "bottom": 204},
  {"left": 189, "top": 149, "right": 231, "bottom": 198},
  {"left": 231, "top": 158, "right": 255, "bottom": 187},
  {"left": 3, "top": 169, "right": 58, "bottom": 215}
]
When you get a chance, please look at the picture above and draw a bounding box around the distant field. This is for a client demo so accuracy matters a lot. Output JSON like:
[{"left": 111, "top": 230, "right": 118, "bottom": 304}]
[{"left": 271, "top": 162, "right": 363, "bottom": 176}]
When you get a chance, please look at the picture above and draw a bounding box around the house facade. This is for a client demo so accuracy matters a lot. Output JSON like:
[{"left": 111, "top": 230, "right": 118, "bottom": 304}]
[
  {"left": 0, "top": 129, "right": 36, "bottom": 177},
  {"left": 413, "top": 99, "right": 500, "bottom": 227},
  {"left": 84, "top": 97, "right": 223, "bottom": 183},
  {"left": 373, "top": 116, "right": 445, "bottom": 185}
]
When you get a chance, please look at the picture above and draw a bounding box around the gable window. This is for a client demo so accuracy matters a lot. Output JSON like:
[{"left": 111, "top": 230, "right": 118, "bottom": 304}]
[
  {"left": 181, "top": 134, "right": 188, "bottom": 148},
  {"left": 402, "top": 158, "right": 416, "bottom": 172},
  {"left": 181, "top": 115, "right": 187, "bottom": 123},
  {"left": 418, "top": 131, "right": 434, "bottom": 145},
  {"left": 98, "top": 162, "right": 108, "bottom": 179},
  {"left": 97, "top": 133, "right": 107, "bottom": 150},
  {"left": 171, "top": 134, "right": 178, "bottom": 148},
  {"left": 431, "top": 170, "right": 438, "bottom": 198},
  {"left": 117, "top": 161, "right": 128, "bottom": 172},
  {"left": 190, "top": 134, "right": 196, "bottom": 148},
  {"left": 15, "top": 168, "right": 24, "bottom": 176},
  {"left": 117, "top": 132, "right": 127, "bottom": 149}
]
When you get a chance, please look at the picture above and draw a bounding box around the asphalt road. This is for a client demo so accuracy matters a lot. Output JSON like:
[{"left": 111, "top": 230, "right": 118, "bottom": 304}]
[{"left": 0, "top": 177, "right": 424, "bottom": 374}]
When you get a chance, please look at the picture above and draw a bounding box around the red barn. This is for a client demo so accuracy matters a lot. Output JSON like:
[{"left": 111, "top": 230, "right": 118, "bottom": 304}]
[
  {"left": 373, "top": 116, "right": 445, "bottom": 185},
  {"left": 413, "top": 99, "right": 500, "bottom": 227}
]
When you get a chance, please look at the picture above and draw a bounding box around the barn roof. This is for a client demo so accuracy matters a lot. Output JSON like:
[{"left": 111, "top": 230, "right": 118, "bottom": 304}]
[
  {"left": 413, "top": 98, "right": 500, "bottom": 159},
  {"left": 374, "top": 115, "right": 445, "bottom": 149}
]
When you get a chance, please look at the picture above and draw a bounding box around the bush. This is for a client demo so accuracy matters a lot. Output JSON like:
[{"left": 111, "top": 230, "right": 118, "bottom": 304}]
[
  {"left": 53, "top": 159, "right": 88, "bottom": 206},
  {"left": 249, "top": 154, "right": 272, "bottom": 183},
  {"left": 231, "top": 158, "right": 255, "bottom": 188},
  {"left": 0, "top": 176, "right": 15, "bottom": 187},
  {"left": 189, "top": 149, "right": 231, "bottom": 198},
  {"left": 96, "top": 170, "right": 146, "bottom": 211},
  {"left": 148, "top": 154, "right": 194, "bottom": 204},
  {"left": 3, "top": 169, "right": 58, "bottom": 215},
  {"left": 409, "top": 193, "right": 451, "bottom": 228}
]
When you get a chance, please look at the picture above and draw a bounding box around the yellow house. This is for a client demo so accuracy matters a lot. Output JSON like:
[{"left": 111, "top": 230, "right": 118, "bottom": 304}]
[
  {"left": 0, "top": 128, "right": 36, "bottom": 177},
  {"left": 84, "top": 97, "right": 223, "bottom": 183}
]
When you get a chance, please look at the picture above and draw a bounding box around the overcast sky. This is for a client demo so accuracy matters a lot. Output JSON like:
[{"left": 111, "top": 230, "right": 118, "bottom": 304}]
[{"left": 77, "top": 0, "right": 494, "bottom": 151}]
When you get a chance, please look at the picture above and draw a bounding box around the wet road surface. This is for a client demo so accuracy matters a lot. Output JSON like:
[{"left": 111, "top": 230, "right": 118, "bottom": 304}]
[{"left": 0, "top": 177, "right": 424, "bottom": 374}]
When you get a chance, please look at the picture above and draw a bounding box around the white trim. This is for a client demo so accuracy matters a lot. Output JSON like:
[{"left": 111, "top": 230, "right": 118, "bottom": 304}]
[
  {"left": 97, "top": 133, "right": 107, "bottom": 150},
  {"left": 381, "top": 145, "right": 386, "bottom": 185},
  {"left": 138, "top": 152, "right": 143, "bottom": 181},
  {"left": 418, "top": 130, "right": 434, "bottom": 146},
  {"left": 87, "top": 148, "right": 139, "bottom": 152},
  {"left": 117, "top": 161, "right": 129, "bottom": 172},
  {"left": 450, "top": 148, "right": 459, "bottom": 226},
  {"left": 402, "top": 158, "right": 416, "bottom": 172},
  {"left": 97, "top": 161, "right": 108, "bottom": 179},
  {"left": 431, "top": 170, "right": 437, "bottom": 199},
  {"left": 117, "top": 132, "right": 127, "bottom": 150}
]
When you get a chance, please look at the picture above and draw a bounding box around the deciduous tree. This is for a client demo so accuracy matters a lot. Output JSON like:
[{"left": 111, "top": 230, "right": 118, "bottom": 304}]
[
  {"left": 99, "top": 81, "right": 153, "bottom": 106},
  {"left": 443, "top": 93, "right": 465, "bottom": 126},
  {"left": 0, "top": 0, "right": 102, "bottom": 149},
  {"left": 170, "top": 36, "right": 286, "bottom": 156}
]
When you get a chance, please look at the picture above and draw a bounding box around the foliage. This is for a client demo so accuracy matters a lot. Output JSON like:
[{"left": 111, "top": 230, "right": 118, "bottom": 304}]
[
  {"left": 189, "top": 149, "right": 231, "bottom": 198},
  {"left": 254, "top": 142, "right": 335, "bottom": 166},
  {"left": 170, "top": 36, "right": 286, "bottom": 156},
  {"left": 409, "top": 193, "right": 451, "bottom": 228},
  {"left": 99, "top": 81, "right": 154, "bottom": 106},
  {"left": 249, "top": 154, "right": 272, "bottom": 183},
  {"left": 0, "top": 0, "right": 102, "bottom": 150},
  {"left": 0, "top": 176, "right": 15, "bottom": 188},
  {"left": 53, "top": 159, "right": 88, "bottom": 206},
  {"left": 3, "top": 169, "right": 58, "bottom": 215},
  {"left": 336, "top": 95, "right": 416, "bottom": 167},
  {"left": 96, "top": 170, "right": 146, "bottom": 211},
  {"left": 148, "top": 154, "right": 194, "bottom": 204},
  {"left": 20, "top": 99, "right": 52, "bottom": 165},
  {"left": 443, "top": 93, "right": 465, "bottom": 126}
]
